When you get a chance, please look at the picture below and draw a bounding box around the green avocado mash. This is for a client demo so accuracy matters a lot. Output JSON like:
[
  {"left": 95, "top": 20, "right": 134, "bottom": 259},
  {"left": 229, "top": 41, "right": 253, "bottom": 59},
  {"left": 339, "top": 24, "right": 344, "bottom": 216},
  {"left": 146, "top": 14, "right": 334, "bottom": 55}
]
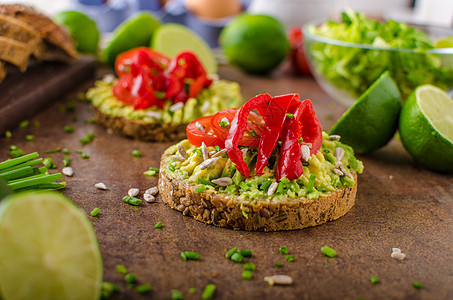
[
  {"left": 162, "top": 132, "right": 364, "bottom": 202},
  {"left": 85, "top": 76, "right": 242, "bottom": 124}
]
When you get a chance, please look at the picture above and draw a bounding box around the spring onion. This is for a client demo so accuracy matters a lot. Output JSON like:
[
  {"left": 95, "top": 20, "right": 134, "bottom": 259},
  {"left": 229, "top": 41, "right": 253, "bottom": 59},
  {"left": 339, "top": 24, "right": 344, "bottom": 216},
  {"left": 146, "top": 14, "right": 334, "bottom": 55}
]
[
  {"left": 275, "top": 262, "right": 283, "bottom": 267},
  {"left": 155, "top": 221, "right": 163, "bottom": 229},
  {"left": 195, "top": 186, "right": 206, "bottom": 193},
  {"left": 239, "top": 249, "right": 253, "bottom": 257},
  {"left": 171, "top": 289, "right": 184, "bottom": 300},
  {"left": 132, "top": 150, "right": 141, "bottom": 157},
  {"left": 370, "top": 276, "right": 380, "bottom": 284},
  {"left": 321, "top": 246, "right": 337, "bottom": 258},
  {"left": 230, "top": 252, "right": 244, "bottom": 263},
  {"left": 64, "top": 125, "right": 74, "bottom": 133},
  {"left": 286, "top": 255, "right": 295, "bottom": 262},
  {"left": 136, "top": 284, "right": 151, "bottom": 294},
  {"left": 198, "top": 178, "right": 216, "bottom": 187},
  {"left": 243, "top": 263, "right": 256, "bottom": 271},
  {"left": 201, "top": 284, "right": 216, "bottom": 300},
  {"left": 225, "top": 247, "right": 238, "bottom": 259},
  {"left": 90, "top": 208, "right": 99, "bottom": 217},
  {"left": 242, "top": 270, "right": 252, "bottom": 280},
  {"left": 116, "top": 265, "right": 127, "bottom": 275},
  {"left": 122, "top": 196, "right": 141, "bottom": 206},
  {"left": 412, "top": 282, "right": 423, "bottom": 289},
  {"left": 279, "top": 246, "right": 288, "bottom": 255},
  {"left": 181, "top": 251, "right": 200, "bottom": 261}
]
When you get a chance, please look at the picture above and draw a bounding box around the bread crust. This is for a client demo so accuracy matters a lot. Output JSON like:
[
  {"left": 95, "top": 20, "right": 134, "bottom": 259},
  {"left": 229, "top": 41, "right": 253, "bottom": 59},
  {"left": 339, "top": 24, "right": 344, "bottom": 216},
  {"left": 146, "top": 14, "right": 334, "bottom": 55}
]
[
  {"left": 94, "top": 108, "right": 187, "bottom": 142},
  {"left": 158, "top": 151, "right": 357, "bottom": 231}
]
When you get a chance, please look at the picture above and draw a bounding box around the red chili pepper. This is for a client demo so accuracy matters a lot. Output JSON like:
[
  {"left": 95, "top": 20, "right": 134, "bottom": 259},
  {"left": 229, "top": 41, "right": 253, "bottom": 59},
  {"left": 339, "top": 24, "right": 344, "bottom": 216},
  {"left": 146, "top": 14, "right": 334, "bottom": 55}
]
[
  {"left": 299, "top": 99, "right": 322, "bottom": 155},
  {"left": 255, "top": 94, "right": 299, "bottom": 175},
  {"left": 225, "top": 93, "right": 272, "bottom": 178}
]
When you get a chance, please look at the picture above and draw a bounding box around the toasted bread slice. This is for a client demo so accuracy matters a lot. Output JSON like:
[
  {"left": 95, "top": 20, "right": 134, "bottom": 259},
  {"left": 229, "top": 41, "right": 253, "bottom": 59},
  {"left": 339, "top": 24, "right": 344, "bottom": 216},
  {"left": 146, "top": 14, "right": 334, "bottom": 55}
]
[{"left": 158, "top": 150, "right": 358, "bottom": 231}]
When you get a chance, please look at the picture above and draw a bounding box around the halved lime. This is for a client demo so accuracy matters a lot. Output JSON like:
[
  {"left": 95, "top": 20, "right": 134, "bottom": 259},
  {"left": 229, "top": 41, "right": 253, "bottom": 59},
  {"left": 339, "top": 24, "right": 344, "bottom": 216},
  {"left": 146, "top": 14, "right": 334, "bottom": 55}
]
[
  {"left": 399, "top": 84, "right": 453, "bottom": 172},
  {"left": 329, "top": 71, "right": 402, "bottom": 154},
  {"left": 101, "top": 12, "right": 161, "bottom": 67},
  {"left": 0, "top": 192, "right": 103, "bottom": 300},
  {"left": 151, "top": 23, "right": 217, "bottom": 75}
]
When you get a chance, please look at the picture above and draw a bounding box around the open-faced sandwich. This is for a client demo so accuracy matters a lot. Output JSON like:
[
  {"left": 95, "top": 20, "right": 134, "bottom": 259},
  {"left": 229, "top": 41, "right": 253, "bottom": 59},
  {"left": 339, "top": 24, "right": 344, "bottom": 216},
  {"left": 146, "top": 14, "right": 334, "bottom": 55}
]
[
  {"left": 158, "top": 93, "right": 363, "bottom": 231},
  {"left": 86, "top": 47, "right": 241, "bottom": 141}
]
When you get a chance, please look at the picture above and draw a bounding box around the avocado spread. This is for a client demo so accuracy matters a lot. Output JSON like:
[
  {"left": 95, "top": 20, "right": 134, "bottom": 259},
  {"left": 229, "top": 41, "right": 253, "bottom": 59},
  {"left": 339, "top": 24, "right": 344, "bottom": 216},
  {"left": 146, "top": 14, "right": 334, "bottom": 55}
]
[
  {"left": 162, "top": 132, "right": 364, "bottom": 202},
  {"left": 86, "top": 76, "right": 242, "bottom": 124}
]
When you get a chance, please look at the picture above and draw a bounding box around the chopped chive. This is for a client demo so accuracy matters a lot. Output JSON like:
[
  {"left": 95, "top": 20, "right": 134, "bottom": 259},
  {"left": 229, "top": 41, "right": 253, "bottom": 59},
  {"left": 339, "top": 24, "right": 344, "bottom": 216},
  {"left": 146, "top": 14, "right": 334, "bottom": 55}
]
[
  {"left": 214, "top": 145, "right": 221, "bottom": 151},
  {"left": 192, "top": 148, "right": 202, "bottom": 157},
  {"left": 307, "top": 173, "right": 316, "bottom": 193},
  {"left": 279, "top": 246, "right": 288, "bottom": 255},
  {"left": 239, "top": 249, "right": 253, "bottom": 257},
  {"left": 412, "top": 281, "right": 423, "bottom": 289},
  {"left": 298, "top": 137, "right": 303, "bottom": 143},
  {"left": 63, "top": 157, "right": 70, "bottom": 167},
  {"left": 225, "top": 247, "right": 238, "bottom": 259},
  {"left": 280, "top": 177, "right": 290, "bottom": 184},
  {"left": 80, "top": 152, "right": 90, "bottom": 159},
  {"left": 180, "top": 252, "right": 187, "bottom": 261},
  {"left": 63, "top": 148, "right": 70, "bottom": 155},
  {"left": 219, "top": 121, "right": 229, "bottom": 128},
  {"left": 260, "top": 180, "right": 272, "bottom": 191},
  {"left": 136, "top": 284, "right": 152, "bottom": 294},
  {"left": 275, "top": 262, "right": 283, "bottom": 267},
  {"left": 195, "top": 186, "right": 206, "bottom": 193},
  {"left": 230, "top": 252, "right": 244, "bottom": 263},
  {"left": 321, "top": 246, "right": 337, "bottom": 258},
  {"left": 64, "top": 125, "right": 74, "bottom": 133},
  {"left": 132, "top": 150, "right": 141, "bottom": 157},
  {"left": 286, "top": 255, "right": 295, "bottom": 262},
  {"left": 144, "top": 167, "right": 159, "bottom": 176},
  {"left": 125, "top": 273, "right": 137, "bottom": 284},
  {"left": 4, "top": 130, "right": 11, "bottom": 138},
  {"left": 286, "top": 113, "right": 294, "bottom": 119},
  {"left": 276, "top": 181, "right": 285, "bottom": 195},
  {"left": 250, "top": 129, "right": 258, "bottom": 137},
  {"left": 167, "top": 109, "right": 175, "bottom": 117},
  {"left": 25, "top": 135, "right": 34, "bottom": 141},
  {"left": 243, "top": 262, "right": 256, "bottom": 271},
  {"left": 43, "top": 158, "right": 57, "bottom": 169},
  {"left": 44, "top": 148, "right": 62, "bottom": 154},
  {"left": 201, "top": 284, "right": 216, "bottom": 300},
  {"left": 0, "top": 152, "right": 39, "bottom": 170},
  {"left": 198, "top": 178, "right": 215, "bottom": 187},
  {"left": 189, "top": 288, "right": 196, "bottom": 294},
  {"left": 171, "top": 289, "right": 184, "bottom": 300},
  {"left": 181, "top": 251, "right": 200, "bottom": 261},
  {"left": 122, "top": 196, "right": 141, "bottom": 206},
  {"left": 90, "top": 208, "right": 99, "bottom": 217},
  {"left": 155, "top": 221, "right": 163, "bottom": 229},
  {"left": 10, "top": 147, "right": 24, "bottom": 158},
  {"left": 19, "top": 120, "right": 29, "bottom": 128},
  {"left": 242, "top": 270, "right": 252, "bottom": 280},
  {"left": 101, "top": 282, "right": 120, "bottom": 299},
  {"left": 370, "top": 276, "right": 380, "bottom": 284},
  {"left": 116, "top": 265, "right": 127, "bottom": 275},
  {"left": 80, "top": 132, "right": 94, "bottom": 145}
]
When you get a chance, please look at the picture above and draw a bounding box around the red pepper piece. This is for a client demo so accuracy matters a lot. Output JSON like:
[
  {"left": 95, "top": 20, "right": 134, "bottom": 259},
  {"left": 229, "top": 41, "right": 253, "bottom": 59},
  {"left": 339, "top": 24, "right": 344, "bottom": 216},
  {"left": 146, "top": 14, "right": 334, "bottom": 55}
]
[
  {"left": 256, "top": 94, "right": 299, "bottom": 175},
  {"left": 299, "top": 99, "right": 322, "bottom": 155},
  {"left": 225, "top": 94, "right": 272, "bottom": 178}
]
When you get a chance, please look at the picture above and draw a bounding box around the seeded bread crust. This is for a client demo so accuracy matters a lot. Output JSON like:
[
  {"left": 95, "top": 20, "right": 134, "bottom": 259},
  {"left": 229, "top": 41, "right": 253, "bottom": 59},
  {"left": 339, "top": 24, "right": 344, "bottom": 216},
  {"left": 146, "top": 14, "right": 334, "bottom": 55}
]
[
  {"left": 94, "top": 108, "right": 187, "bottom": 142},
  {"left": 158, "top": 151, "right": 358, "bottom": 231}
]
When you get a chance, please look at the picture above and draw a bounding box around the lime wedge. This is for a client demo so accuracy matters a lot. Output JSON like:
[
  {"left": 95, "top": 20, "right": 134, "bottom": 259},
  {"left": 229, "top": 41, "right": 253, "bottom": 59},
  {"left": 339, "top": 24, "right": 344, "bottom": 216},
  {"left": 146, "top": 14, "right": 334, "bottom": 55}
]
[
  {"left": 0, "top": 192, "right": 103, "bottom": 300},
  {"left": 101, "top": 12, "right": 161, "bottom": 67},
  {"left": 151, "top": 23, "right": 217, "bottom": 75},
  {"left": 399, "top": 84, "right": 453, "bottom": 172},
  {"left": 329, "top": 71, "right": 402, "bottom": 154}
]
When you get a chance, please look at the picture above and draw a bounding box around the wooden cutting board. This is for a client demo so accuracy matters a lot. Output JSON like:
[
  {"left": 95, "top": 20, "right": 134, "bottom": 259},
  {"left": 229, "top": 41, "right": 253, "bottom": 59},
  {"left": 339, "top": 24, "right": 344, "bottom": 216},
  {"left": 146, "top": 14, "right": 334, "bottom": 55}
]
[{"left": 0, "top": 56, "right": 96, "bottom": 133}]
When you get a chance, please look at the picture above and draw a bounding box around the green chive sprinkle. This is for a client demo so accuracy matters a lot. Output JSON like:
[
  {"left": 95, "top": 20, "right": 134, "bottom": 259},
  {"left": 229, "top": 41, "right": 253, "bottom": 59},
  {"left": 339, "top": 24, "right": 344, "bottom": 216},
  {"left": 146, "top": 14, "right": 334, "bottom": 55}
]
[
  {"left": 171, "top": 289, "right": 184, "bottom": 300},
  {"left": 155, "top": 221, "right": 163, "bottom": 229},
  {"left": 43, "top": 158, "right": 57, "bottom": 169},
  {"left": 195, "top": 186, "right": 206, "bottom": 193},
  {"left": 279, "top": 246, "right": 288, "bottom": 255},
  {"left": 242, "top": 270, "right": 252, "bottom": 280},
  {"left": 10, "top": 147, "right": 24, "bottom": 158},
  {"left": 275, "top": 262, "right": 283, "bottom": 267},
  {"left": 260, "top": 180, "right": 272, "bottom": 191},
  {"left": 64, "top": 125, "right": 74, "bottom": 133},
  {"left": 44, "top": 148, "right": 62, "bottom": 154},
  {"left": 198, "top": 178, "right": 215, "bottom": 187},
  {"left": 230, "top": 252, "right": 244, "bottom": 263},
  {"left": 286, "top": 113, "right": 294, "bottom": 119},
  {"left": 125, "top": 273, "right": 137, "bottom": 284},
  {"left": 5, "top": 130, "right": 12, "bottom": 138},
  {"left": 298, "top": 137, "right": 303, "bottom": 143},
  {"left": 136, "top": 284, "right": 152, "bottom": 294},
  {"left": 189, "top": 288, "right": 196, "bottom": 294},
  {"left": 90, "top": 208, "right": 99, "bottom": 217},
  {"left": 321, "top": 246, "right": 337, "bottom": 258},
  {"left": 101, "top": 281, "right": 120, "bottom": 299},
  {"left": 412, "top": 281, "right": 423, "bottom": 289},
  {"left": 225, "top": 247, "right": 238, "bottom": 259},
  {"left": 307, "top": 173, "right": 316, "bottom": 193},
  {"left": 276, "top": 181, "right": 285, "bottom": 195},
  {"left": 219, "top": 121, "right": 229, "bottom": 128},
  {"left": 63, "top": 148, "right": 70, "bottom": 155},
  {"left": 250, "top": 129, "right": 258, "bottom": 137},
  {"left": 214, "top": 145, "right": 221, "bottom": 151},
  {"left": 168, "top": 164, "right": 176, "bottom": 172},
  {"left": 25, "top": 135, "right": 34, "bottom": 141},
  {"left": 370, "top": 276, "right": 380, "bottom": 284},
  {"left": 19, "top": 120, "right": 29, "bottom": 128},
  {"left": 63, "top": 157, "right": 70, "bottom": 167},
  {"left": 132, "top": 150, "right": 141, "bottom": 157},
  {"left": 180, "top": 252, "right": 187, "bottom": 261},
  {"left": 116, "top": 265, "right": 127, "bottom": 275},
  {"left": 286, "top": 255, "right": 295, "bottom": 262},
  {"left": 81, "top": 152, "right": 89, "bottom": 159},
  {"left": 201, "top": 284, "right": 216, "bottom": 300},
  {"left": 280, "top": 177, "right": 290, "bottom": 184},
  {"left": 122, "top": 196, "right": 142, "bottom": 206},
  {"left": 239, "top": 249, "right": 253, "bottom": 257},
  {"left": 181, "top": 251, "right": 200, "bottom": 261},
  {"left": 144, "top": 167, "right": 159, "bottom": 176},
  {"left": 243, "top": 262, "right": 256, "bottom": 271}
]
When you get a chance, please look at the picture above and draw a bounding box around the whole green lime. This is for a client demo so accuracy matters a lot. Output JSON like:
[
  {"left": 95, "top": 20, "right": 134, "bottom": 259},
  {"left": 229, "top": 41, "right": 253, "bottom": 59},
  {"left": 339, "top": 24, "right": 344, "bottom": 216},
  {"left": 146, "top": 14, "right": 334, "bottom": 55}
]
[
  {"left": 219, "top": 14, "right": 289, "bottom": 74},
  {"left": 53, "top": 10, "right": 100, "bottom": 55}
]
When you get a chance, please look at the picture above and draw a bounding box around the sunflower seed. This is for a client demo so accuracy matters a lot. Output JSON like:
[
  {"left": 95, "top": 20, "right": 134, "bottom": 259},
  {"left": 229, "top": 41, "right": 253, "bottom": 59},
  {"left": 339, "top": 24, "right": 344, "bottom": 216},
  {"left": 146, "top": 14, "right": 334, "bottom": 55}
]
[
  {"left": 145, "top": 111, "right": 161, "bottom": 120},
  {"left": 145, "top": 186, "right": 159, "bottom": 196},
  {"left": 95, "top": 182, "right": 107, "bottom": 190},
  {"left": 340, "top": 166, "right": 354, "bottom": 180},
  {"left": 128, "top": 188, "right": 139, "bottom": 197},
  {"left": 200, "top": 101, "right": 210, "bottom": 114},
  {"left": 211, "top": 177, "right": 233, "bottom": 186},
  {"left": 392, "top": 248, "right": 401, "bottom": 253},
  {"left": 333, "top": 168, "right": 344, "bottom": 176},
  {"left": 208, "top": 150, "right": 216, "bottom": 156},
  {"left": 241, "top": 148, "right": 248, "bottom": 158},
  {"left": 391, "top": 252, "right": 406, "bottom": 260},
  {"left": 329, "top": 134, "right": 341, "bottom": 141},
  {"left": 267, "top": 182, "right": 278, "bottom": 196},
  {"left": 302, "top": 142, "right": 312, "bottom": 148},
  {"left": 144, "top": 194, "right": 155, "bottom": 202},
  {"left": 335, "top": 161, "right": 343, "bottom": 168},
  {"left": 301, "top": 145, "right": 311, "bottom": 161},
  {"left": 169, "top": 102, "right": 184, "bottom": 112},
  {"left": 199, "top": 157, "right": 219, "bottom": 170},
  {"left": 177, "top": 144, "right": 187, "bottom": 159},
  {"left": 196, "top": 122, "right": 205, "bottom": 133},
  {"left": 103, "top": 74, "right": 115, "bottom": 84},
  {"left": 171, "top": 155, "right": 186, "bottom": 161},
  {"left": 202, "top": 142, "right": 209, "bottom": 160},
  {"left": 264, "top": 275, "right": 293, "bottom": 286},
  {"left": 335, "top": 147, "right": 345, "bottom": 161},
  {"left": 62, "top": 167, "right": 73, "bottom": 177},
  {"left": 211, "top": 148, "right": 227, "bottom": 158}
]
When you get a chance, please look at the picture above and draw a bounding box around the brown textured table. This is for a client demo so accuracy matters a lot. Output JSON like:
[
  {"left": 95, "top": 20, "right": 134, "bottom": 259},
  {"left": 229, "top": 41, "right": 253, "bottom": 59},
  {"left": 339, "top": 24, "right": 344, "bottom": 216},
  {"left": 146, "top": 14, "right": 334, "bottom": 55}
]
[{"left": 1, "top": 64, "right": 452, "bottom": 300}]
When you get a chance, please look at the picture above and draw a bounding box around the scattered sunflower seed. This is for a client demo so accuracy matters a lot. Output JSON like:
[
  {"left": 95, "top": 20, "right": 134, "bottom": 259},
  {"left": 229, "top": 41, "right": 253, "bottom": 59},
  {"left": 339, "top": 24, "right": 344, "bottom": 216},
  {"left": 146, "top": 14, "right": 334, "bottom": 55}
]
[
  {"left": 302, "top": 142, "right": 312, "bottom": 148},
  {"left": 211, "top": 177, "right": 233, "bottom": 186},
  {"left": 144, "top": 194, "right": 155, "bottom": 202},
  {"left": 301, "top": 145, "right": 311, "bottom": 162},
  {"left": 171, "top": 155, "right": 186, "bottom": 162},
  {"left": 145, "top": 186, "right": 159, "bottom": 196},
  {"left": 199, "top": 157, "right": 219, "bottom": 170},
  {"left": 169, "top": 102, "right": 184, "bottom": 112},
  {"left": 202, "top": 142, "right": 209, "bottom": 160},
  {"left": 333, "top": 168, "right": 344, "bottom": 176},
  {"left": 392, "top": 248, "right": 401, "bottom": 253},
  {"left": 145, "top": 111, "right": 161, "bottom": 120},
  {"left": 196, "top": 122, "right": 205, "bottom": 133},
  {"left": 267, "top": 182, "right": 278, "bottom": 196},
  {"left": 335, "top": 147, "right": 345, "bottom": 161},
  {"left": 177, "top": 144, "right": 187, "bottom": 159},
  {"left": 334, "top": 161, "right": 343, "bottom": 168},
  {"left": 128, "top": 188, "right": 139, "bottom": 197},
  {"left": 329, "top": 134, "right": 341, "bottom": 141},
  {"left": 62, "top": 167, "right": 74, "bottom": 177},
  {"left": 95, "top": 182, "right": 108, "bottom": 190},
  {"left": 264, "top": 275, "right": 293, "bottom": 286},
  {"left": 391, "top": 252, "right": 406, "bottom": 261},
  {"left": 340, "top": 166, "right": 354, "bottom": 180},
  {"left": 208, "top": 150, "right": 216, "bottom": 156},
  {"left": 211, "top": 148, "right": 227, "bottom": 158},
  {"left": 241, "top": 148, "right": 248, "bottom": 158},
  {"left": 200, "top": 101, "right": 210, "bottom": 114},
  {"left": 103, "top": 74, "right": 115, "bottom": 84}
]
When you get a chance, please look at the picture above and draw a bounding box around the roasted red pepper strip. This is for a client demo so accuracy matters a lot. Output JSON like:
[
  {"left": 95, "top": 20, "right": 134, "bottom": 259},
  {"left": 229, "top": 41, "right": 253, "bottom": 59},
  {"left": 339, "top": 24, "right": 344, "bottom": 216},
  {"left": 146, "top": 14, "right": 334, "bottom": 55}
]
[
  {"left": 256, "top": 94, "right": 299, "bottom": 175},
  {"left": 299, "top": 99, "right": 323, "bottom": 155},
  {"left": 225, "top": 94, "right": 272, "bottom": 178}
]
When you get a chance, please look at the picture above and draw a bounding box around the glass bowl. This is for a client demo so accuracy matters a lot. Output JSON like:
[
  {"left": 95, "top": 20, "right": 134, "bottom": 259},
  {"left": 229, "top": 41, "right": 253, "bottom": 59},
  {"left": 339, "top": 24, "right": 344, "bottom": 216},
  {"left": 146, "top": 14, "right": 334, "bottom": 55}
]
[{"left": 303, "top": 19, "right": 453, "bottom": 106}]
